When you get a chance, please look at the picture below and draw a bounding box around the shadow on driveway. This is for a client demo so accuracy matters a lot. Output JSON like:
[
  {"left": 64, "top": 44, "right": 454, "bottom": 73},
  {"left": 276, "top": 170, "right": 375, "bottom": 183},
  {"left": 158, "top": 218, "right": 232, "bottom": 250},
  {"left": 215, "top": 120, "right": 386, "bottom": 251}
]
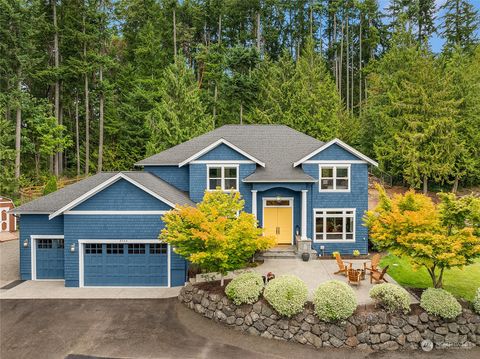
[{"left": 1, "top": 298, "right": 479, "bottom": 359}]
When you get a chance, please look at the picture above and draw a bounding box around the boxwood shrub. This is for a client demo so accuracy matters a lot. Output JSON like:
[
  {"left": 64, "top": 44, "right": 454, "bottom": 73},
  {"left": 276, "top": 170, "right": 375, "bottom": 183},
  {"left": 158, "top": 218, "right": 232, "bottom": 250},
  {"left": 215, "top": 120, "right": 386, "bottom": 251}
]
[
  {"left": 263, "top": 275, "right": 308, "bottom": 317},
  {"left": 420, "top": 288, "right": 462, "bottom": 320},
  {"left": 369, "top": 283, "right": 411, "bottom": 314},
  {"left": 313, "top": 280, "right": 357, "bottom": 322},
  {"left": 473, "top": 288, "right": 480, "bottom": 314},
  {"left": 225, "top": 272, "right": 264, "bottom": 305}
]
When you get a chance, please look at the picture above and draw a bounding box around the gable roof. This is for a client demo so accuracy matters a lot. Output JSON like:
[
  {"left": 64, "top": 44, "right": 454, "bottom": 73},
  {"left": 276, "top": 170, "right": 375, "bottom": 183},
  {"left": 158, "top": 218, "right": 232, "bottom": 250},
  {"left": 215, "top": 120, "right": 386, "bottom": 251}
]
[
  {"left": 136, "top": 125, "right": 326, "bottom": 182},
  {"left": 11, "top": 172, "right": 194, "bottom": 217},
  {"left": 293, "top": 138, "right": 378, "bottom": 167}
]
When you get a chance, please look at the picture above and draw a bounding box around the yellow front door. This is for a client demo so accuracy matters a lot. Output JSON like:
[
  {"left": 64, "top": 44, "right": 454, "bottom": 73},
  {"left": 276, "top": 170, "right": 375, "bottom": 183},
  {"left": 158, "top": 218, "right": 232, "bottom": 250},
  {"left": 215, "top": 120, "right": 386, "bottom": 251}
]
[{"left": 263, "top": 203, "right": 293, "bottom": 245}]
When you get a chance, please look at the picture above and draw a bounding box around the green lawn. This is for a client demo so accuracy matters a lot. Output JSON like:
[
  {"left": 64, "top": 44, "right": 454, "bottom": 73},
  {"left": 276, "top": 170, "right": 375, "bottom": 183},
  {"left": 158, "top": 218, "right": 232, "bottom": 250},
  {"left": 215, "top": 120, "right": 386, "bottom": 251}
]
[{"left": 380, "top": 254, "right": 480, "bottom": 301}]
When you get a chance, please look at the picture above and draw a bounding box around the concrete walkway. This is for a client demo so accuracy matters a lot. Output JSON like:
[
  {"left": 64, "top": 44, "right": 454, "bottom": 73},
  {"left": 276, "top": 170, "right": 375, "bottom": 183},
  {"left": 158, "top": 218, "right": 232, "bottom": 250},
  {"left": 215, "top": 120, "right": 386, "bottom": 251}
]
[
  {"left": 0, "top": 280, "right": 181, "bottom": 299},
  {"left": 0, "top": 239, "right": 19, "bottom": 288},
  {"left": 253, "top": 258, "right": 418, "bottom": 306}
]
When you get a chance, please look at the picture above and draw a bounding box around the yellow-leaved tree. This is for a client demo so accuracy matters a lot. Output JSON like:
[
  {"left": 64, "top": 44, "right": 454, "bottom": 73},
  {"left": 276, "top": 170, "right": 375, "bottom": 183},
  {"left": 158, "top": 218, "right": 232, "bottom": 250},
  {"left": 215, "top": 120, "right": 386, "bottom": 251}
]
[
  {"left": 160, "top": 190, "right": 275, "bottom": 285},
  {"left": 364, "top": 185, "right": 480, "bottom": 288}
]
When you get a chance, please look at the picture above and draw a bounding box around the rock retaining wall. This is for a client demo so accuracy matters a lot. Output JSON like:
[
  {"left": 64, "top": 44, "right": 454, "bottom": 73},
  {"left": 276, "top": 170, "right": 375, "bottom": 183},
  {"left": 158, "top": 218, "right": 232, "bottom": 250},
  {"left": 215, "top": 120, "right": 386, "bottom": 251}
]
[{"left": 179, "top": 283, "right": 480, "bottom": 351}]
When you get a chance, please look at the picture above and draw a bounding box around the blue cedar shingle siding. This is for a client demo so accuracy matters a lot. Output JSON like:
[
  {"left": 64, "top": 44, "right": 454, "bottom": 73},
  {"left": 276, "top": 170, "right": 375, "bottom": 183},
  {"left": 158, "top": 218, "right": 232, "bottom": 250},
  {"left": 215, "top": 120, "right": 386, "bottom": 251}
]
[
  {"left": 189, "top": 163, "right": 256, "bottom": 211},
  {"left": 74, "top": 179, "right": 172, "bottom": 211},
  {"left": 19, "top": 214, "right": 64, "bottom": 280},
  {"left": 197, "top": 143, "right": 250, "bottom": 161},
  {"left": 144, "top": 166, "right": 189, "bottom": 192},
  {"left": 63, "top": 214, "right": 187, "bottom": 287},
  {"left": 302, "top": 148, "right": 369, "bottom": 255},
  {"left": 308, "top": 143, "right": 360, "bottom": 161}
]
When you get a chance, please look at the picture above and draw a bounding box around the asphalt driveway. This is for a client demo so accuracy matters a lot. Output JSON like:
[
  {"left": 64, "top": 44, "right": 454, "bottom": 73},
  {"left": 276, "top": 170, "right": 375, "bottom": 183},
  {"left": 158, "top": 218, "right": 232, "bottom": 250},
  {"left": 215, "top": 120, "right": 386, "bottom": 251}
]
[{"left": 1, "top": 298, "right": 480, "bottom": 359}]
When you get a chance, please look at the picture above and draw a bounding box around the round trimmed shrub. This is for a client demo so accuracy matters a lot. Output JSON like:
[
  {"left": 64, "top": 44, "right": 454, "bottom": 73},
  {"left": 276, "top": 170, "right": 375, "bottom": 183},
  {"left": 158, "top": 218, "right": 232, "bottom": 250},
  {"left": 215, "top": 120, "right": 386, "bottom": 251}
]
[
  {"left": 369, "top": 283, "right": 411, "bottom": 314},
  {"left": 313, "top": 280, "right": 357, "bottom": 322},
  {"left": 473, "top": 288, "right": 480, "bottom": 314},
  {"left": 263, "top": 275, "right": 308, "bottom": 317},
  {"left": 420, "top": 288, "right": 462, "bottom": 320},
  {"left": 225, "top": 272, "right": 264, "bottom": 305}
]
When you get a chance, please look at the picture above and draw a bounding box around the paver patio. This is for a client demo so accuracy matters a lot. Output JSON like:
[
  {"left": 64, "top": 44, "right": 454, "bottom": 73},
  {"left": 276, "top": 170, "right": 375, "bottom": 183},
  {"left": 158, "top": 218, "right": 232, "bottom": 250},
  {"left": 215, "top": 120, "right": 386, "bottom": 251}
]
[{"left": 252, "top": 258, "right": 418, "bottom": 305}]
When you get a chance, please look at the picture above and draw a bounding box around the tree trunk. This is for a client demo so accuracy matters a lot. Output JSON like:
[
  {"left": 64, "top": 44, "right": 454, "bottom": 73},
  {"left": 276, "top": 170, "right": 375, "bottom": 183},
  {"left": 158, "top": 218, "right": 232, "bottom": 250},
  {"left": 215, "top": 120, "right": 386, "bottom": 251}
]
[
  {"left": 14, "top": 77, "right": 21, "bottom": 181},
  {"left": 240, "top": 102, "right": 243, "bottom": 125},
  {"left": 436, "top": 267, "right": 445, "bottom": 288},
  {"left": 53, "top": 0, "right": 60, "bottom": 178},
  {"left": 256, "top": 12, "right": 261, "bottom": 52},
  {"left": 452, "top": 176, "right": 459, "bottom": 193},
  {"left": 423, "top": 175, "right": 428, "bottom": 194},
  {"left": 173, "top": 8, "right": 177, "bottom": 60},
  {"left": 339, "top": 20, "right": 344, "bottom": 100},
  {"left": 213, "top": 83, "right": 218, "bottom": 126},
  {"left": 333, "top": 14, "right": 337, "bottom": 89},
  {"left": 220, "top": 274, "right": 225, "bottom": 287},
  {"left": 346, "top": 15, "right": 349, "bottom": 111},
  {"left": 218, "top": 14, "right": 222, "bottom": 44},
  {"left": 75, "top": 93, "right": 80, "bottom": 177},
  {"left": 83, "top": 15, "right": 89, "bottom": 175},
  {"left": 97, "top": 66, "right": 104, "bottom": 173},
  {"left": 359, "top": 15, "right": 362, "bottom": 115}
]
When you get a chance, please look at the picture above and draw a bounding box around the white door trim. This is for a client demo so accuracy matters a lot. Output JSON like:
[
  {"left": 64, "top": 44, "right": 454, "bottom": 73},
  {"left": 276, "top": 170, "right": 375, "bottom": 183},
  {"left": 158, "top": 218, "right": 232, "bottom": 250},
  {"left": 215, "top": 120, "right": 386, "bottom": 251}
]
[
  {"left": 262, "top": 197, "right": 294, "bottom": 245},
  {"left": 0, "top": 206, "right": 9, "bottom": 232},
  {"left": 30, "top": 235, "right": 65, "bottom": 281},
  {"left": 78, "top": 239, "right": 171, "bottom": 288}
]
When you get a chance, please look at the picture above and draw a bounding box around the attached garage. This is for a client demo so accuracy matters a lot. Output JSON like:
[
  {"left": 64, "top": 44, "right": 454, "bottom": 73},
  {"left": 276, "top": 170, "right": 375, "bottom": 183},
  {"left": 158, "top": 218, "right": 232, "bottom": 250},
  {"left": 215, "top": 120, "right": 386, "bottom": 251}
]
[
  {"left": 32, "top": 236, "right": 65, "bottom": 280},
  {"left": 80, "top": 241, "right": 170, "bottom": 287}
]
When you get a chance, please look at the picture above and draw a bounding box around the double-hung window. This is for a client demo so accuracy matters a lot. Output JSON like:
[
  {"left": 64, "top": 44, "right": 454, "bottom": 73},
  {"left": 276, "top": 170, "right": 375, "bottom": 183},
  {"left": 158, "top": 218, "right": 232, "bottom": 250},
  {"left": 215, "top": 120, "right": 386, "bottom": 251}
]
[
  {"left": 207, "top": 165, "right": 238, "bottom": 191},
  {"left": 319, "top": 165, "right": 350, "bottom": 191},
  {"left": 314, "top": 209, "right": 355, "bottom": 242}
]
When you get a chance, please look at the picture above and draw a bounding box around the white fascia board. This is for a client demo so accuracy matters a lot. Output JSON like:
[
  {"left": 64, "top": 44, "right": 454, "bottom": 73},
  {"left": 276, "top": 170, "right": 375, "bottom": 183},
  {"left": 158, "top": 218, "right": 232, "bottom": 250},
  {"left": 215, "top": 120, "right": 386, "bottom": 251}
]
[
  {"left": 178, "top": 138, "right": 265, "bottom": 168},
  {"left": 49, "top": 173, "right": 176, "bottom": 220},
  {"left": 293, "top": 138, "right": 378, "bottom": 167}
]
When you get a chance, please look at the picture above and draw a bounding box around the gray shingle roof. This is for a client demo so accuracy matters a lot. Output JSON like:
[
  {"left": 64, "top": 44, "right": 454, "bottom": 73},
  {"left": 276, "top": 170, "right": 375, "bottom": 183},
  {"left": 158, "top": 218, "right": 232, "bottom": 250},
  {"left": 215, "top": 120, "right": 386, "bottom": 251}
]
[
  {"left": 11, "top": 171, "right": 194, "bottom": 215},
  {"left": 136, "top": 125, "right": 323, "bottom": 182}
]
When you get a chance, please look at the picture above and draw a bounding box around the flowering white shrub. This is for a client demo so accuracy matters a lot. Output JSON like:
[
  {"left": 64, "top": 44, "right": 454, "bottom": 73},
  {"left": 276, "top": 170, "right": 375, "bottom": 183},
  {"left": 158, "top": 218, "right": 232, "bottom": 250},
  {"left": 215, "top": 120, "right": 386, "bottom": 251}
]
[
  {"left": 369, "top": 283, "right": 411, "bottom": 314},
  {"left": 420, "top": 288, "right": 462, "bottom": 320},
  {"left": 313, "top": 280, "right": 357, "bottom": 322},
  {"left": 263, "top": 275, "right": 308, "bottom": 317},
  {"left": 473, "top": 288, "right": 480, "bottom": 314},
  {"left": 225, "top": 272, "right": 264, "bottom": 305}
]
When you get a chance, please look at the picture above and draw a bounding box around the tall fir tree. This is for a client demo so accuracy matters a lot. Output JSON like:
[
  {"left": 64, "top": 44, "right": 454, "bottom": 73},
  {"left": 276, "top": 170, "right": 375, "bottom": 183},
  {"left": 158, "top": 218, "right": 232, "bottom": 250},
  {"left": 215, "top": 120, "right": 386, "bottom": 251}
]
[
  {"left": 145, "top": 57, "right": 213, "bottom": 155},
  {"left": 440, "top": 0, "right": 479, "bottom": 54}
]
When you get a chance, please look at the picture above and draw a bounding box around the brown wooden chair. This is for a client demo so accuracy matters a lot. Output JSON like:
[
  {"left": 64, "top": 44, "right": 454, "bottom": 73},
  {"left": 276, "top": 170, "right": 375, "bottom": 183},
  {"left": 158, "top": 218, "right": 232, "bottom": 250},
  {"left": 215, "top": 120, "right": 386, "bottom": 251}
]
[
  {"left": 334, "top": 253, "right": 352, "bottom": 276},
  {"left": 347, "top": 269, "right": 362, "bottom": 286},
  {"left": 370, "top": 265, "right": 389, "bottom": 284},
  {"left": 364, "top": 254, "right": 381, "bottom": 273}
]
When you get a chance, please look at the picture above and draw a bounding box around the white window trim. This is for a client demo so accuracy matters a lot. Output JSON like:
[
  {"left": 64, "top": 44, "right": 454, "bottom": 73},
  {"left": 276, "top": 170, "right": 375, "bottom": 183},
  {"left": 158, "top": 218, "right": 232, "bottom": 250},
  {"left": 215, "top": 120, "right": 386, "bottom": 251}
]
[
  {"left": 30, "top": 235, "right": 65, "bottom": 281},
  {"left": 319, "top": 164, "right": 351, "bottom": 192},
  {"left": 262, "top": 197, "right": 294, "bottom": 245},
  {"left": 78, "top": 239, "right": 171, "bottom": 288},
  {"left": 206, "top": 164, "right": 240, "bottom": 192},
  {"left": 312, "top": 208, "right": 355, "bottom": 243}
]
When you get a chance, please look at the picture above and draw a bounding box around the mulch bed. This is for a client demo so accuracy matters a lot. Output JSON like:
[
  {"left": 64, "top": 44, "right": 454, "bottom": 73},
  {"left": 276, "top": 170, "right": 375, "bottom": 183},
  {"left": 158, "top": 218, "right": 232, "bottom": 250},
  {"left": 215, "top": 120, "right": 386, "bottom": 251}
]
[{"left": 194, "top": 279, "right": 233, "bottom": 294}]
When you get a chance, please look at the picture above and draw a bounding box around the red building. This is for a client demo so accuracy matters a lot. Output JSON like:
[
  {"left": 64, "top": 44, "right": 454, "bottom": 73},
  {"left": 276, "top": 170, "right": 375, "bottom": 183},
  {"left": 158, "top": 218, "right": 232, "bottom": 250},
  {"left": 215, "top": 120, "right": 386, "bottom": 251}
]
[{"left": 0, "top": 197, "right": 17, "bottom": 232}]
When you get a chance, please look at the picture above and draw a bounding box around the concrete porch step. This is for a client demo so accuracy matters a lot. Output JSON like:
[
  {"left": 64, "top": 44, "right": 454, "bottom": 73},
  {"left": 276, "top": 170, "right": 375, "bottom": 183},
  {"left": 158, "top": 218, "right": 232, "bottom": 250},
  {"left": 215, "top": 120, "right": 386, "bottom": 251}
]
[{"left": 257, "top": 246, "right": 297, "bottom": 260}]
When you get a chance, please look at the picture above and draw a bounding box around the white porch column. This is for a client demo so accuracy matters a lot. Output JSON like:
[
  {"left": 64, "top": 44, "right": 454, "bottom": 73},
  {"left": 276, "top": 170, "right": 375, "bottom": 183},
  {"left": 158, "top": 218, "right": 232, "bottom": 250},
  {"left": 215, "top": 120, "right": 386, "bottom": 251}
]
[
  {"left": 251, "top": 190, "right": 258, "bottom": 219},
  {"left": 301, "top": 190, "right": 308, "bottom": 239}
]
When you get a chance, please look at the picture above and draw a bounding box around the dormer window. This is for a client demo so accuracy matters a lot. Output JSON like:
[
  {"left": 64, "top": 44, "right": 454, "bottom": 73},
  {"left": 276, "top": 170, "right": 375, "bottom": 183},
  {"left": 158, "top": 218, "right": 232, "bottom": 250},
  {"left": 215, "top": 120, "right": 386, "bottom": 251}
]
[
  {"left": 319, "top": 164, "right": 350, "bottom": 192},
  {"left": 207, "top": 165, "right": 239, "bottom": 191}
]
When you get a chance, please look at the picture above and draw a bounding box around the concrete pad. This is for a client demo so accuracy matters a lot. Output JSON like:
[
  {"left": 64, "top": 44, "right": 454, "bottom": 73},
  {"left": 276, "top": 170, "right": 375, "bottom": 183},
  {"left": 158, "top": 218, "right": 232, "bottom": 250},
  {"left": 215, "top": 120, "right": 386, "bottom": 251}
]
[
  {"left": 253, "top": 258, "right": 418, "bottom": 305},
  {"left": 0, "top": 239, "right": 19, "bottom": 288},
  {"left": 0, "top": 280, "right": 181, "bottom": 299},
  {"left": 0, "top": 231, "right": 18, "bottom": 243}
]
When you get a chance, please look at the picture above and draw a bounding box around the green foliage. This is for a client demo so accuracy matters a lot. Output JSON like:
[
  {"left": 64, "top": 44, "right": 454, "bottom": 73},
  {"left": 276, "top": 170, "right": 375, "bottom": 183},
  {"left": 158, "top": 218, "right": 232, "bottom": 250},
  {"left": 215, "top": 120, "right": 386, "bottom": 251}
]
[
  {"left": 43, "top": 176, "right": 57, "bottom": 195},
  {"left": 369, "top": 283, "right": 411, "bottom": 314},
  {"left": 420, "top": 288, "right": 462, "bottom": 319},
  {"left": 365, "top": 186, "right": 480, "bottom": 288},
  {"left": 160, "top": 191, "right": 274, "bottom": 280},
  {"left": 313, "top": 280, "right": 357, "bottom": 322},
  {"left": 225, "top": 272, "right": 264, "bottom": 305},
  {"left": 473, "top": 288, "right": 480, "bottom": 314},
  {"left": 145, "top": 57, "right": 213, "bottom": 155},
  {"left": 263, "top": 275, "right": 308, "bottom": 317},
  {"left": 0, "top": 117, "right": 17, "bottom": 195}
]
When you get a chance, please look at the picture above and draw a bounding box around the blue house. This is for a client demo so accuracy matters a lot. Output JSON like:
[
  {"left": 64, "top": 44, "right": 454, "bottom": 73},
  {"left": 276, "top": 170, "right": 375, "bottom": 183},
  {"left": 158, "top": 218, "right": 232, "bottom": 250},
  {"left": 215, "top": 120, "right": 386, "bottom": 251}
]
[{"left": 12, "top": 125, "right": 377, "bottom": 288}]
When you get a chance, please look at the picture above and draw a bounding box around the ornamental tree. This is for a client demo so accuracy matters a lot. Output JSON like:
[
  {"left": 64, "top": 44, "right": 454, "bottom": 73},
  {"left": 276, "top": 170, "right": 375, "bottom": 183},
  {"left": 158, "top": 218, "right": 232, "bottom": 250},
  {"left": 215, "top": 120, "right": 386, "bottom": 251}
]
[
  {"left": 364, "top": 185, "right": 480, "bottom": 288},
  {"left": 160, "top": 190, "right": 274, "bottom": 285}
]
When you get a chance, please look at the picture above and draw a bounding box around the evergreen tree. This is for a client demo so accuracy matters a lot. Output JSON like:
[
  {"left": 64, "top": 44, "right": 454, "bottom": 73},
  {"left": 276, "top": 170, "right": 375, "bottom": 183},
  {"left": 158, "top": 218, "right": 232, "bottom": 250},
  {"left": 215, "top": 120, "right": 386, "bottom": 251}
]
[
  {"left": 248, "top": 42, "right": 341, "bottom": 141},
  {"left": 440, "top": 0, "right": 479, "bottom": 54},
  {"left": 145, "top": 57, "right": 213, "bottom": 155}
]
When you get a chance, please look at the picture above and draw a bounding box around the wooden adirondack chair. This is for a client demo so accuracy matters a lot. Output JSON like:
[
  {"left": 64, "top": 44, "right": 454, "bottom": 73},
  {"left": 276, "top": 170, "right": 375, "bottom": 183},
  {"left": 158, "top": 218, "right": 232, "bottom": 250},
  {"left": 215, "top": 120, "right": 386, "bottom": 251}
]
[
  {"left": 364, "top": 254, "right": 381, "bottom": 273},
  {"left": 370, "top": 265, "right": 389, "bottom": 284},
  {"left": 334, "top": 253, "right": 352, "bottom": 276},
  {"left": 347, "top": 269, "right": 362, "bottom": 286}
]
